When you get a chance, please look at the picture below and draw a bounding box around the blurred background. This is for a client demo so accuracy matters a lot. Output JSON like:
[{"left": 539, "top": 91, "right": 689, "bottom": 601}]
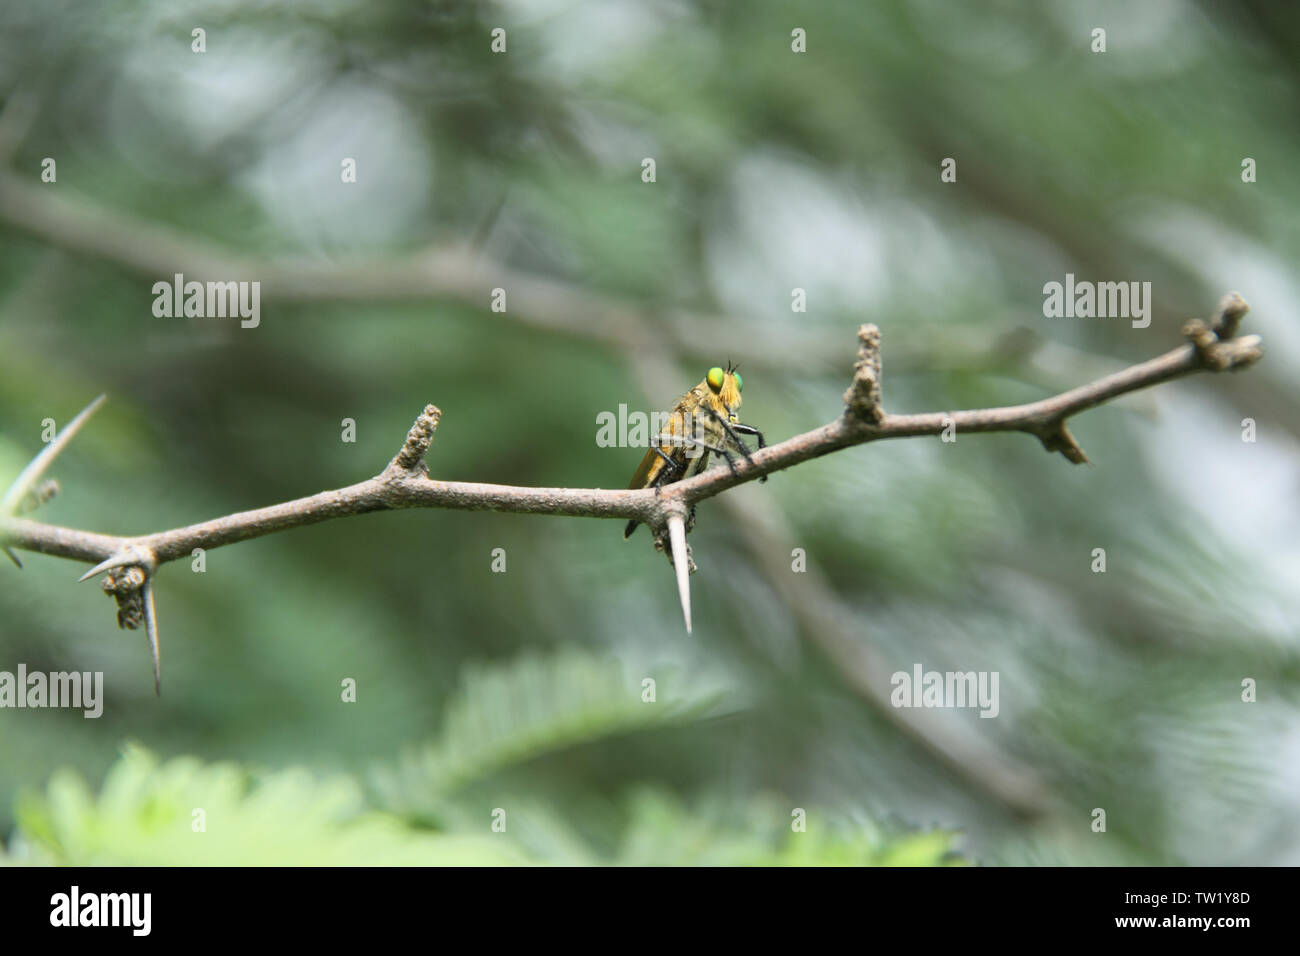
[{"left": 0, "top": 0, "right": 1297, "bottom": 865}]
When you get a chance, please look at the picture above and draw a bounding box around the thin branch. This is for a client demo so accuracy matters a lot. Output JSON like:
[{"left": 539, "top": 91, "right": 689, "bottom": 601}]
[
  {"left": 0, "top": 301, "right": 1262, "bottom": 568},
  {"left": 719, "top": 489, "right": 1057, "bottom": 818},
  {"left": 0, "top": 171, "right": 845, "bottom": 371},
  {"left": 0, "top": 297, "right": 1264, "bottom": 690},
  {"left": 0, "top": 169, "right": 1193, "bottom": 393}
]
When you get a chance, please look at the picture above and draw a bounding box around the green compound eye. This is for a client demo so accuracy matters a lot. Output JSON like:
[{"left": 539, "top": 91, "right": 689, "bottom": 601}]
[
  {"left": 733, "top": 371, "right": 743, "bottom": 393},
  {"left": 707, "top": 366, "right": 725, "bottom": 391}
]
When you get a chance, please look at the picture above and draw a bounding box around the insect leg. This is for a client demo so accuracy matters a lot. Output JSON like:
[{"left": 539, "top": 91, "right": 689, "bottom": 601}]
[
  {"left": 728, "top": 422, "right": 767, "bottom": 483},
  {"left": 701, "top": 405, "right": 756, "bottom": 463},
  {"left": 697, "top": 405, "right": 764, "bottom": 481},
  {"left": 646, "top": 440, "right": 688, "bottom": 489},
  {"left": 651, "top": 444, "right": 681, "bottom": 473},
  {"left": 686, "top": 438, "right": 740, "bottom": 477},
  {"left": 730, "top": 422, "right": 765, "bottom": 449}
]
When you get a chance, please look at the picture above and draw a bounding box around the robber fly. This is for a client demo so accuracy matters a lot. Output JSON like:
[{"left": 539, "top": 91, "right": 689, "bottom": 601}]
[{"left": 624, "top": 363, "right": 765, "bottom": 538}]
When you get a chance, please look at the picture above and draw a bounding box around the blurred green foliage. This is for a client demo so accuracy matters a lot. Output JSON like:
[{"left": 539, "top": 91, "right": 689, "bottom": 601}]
[
  {"left": 1, "top": 0, "right": 1298, "bottom": 865},
  {"left": 6, "top": 677, "right": 964, "bottom": 865}
]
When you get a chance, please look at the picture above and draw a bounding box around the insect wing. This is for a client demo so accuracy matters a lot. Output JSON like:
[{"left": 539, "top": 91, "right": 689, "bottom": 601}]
[{"left": 627, "top": 391, "right": 697, "bottom": 490}]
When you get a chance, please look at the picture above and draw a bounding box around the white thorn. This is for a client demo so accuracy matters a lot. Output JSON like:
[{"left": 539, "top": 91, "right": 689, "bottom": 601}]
[
  {"left": 142, "top": 577, "right": 161, "bottom": 696},
  {"left": 77, "top": 546, "right": 152, "bottom": 583},
  {"left": 667, "top": 513, "right": 692, "bottom": 634},
  {"left": 78, "top": 553, "right": 133, "bottom": 582},
  {"left": 2, "top": 393, "right": 106, "bottom": 515}
]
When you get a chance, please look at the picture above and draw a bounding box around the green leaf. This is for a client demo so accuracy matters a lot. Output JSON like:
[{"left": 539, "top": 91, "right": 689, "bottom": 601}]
[
  {"left": 5, "top": 743, "right": 530, "bottom": 866},
  {"left": 375, "top": 648, "right": 730, "bottom": 815}
]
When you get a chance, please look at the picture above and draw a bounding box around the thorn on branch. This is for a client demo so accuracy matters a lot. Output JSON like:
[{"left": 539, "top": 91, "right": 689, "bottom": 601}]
[
  {"left": 81, "top": 545, "right": 163, "bottom": 694},
  {"left": 1, "top": 393, "right": 105, "bottom": 517},
  {"left": 78, "top": 545, "right": 157, "bottom": 582},
  {"left": 1034, "top": 420, "right": 1090, "bottom": 465},
  {"left": 99, "top": 566, "right": 162, "bottom": 695},
  {"left": 664, "top": 512, "right": 694, "bottom": 634},
  {"left": 142, "top": 577, "right": 161, "bottom": 696},
  {"left": 649, "top": 505, "right": 696, "bottom": 632},
  {"left": 843, "top": 324, "right": 885, "bottom": 425},
  {"left": 652, "top": 512, "right": 697, "bottom": 569},
  {"left": 390, "top": 404, "right": 442, "bottom": 474}
]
